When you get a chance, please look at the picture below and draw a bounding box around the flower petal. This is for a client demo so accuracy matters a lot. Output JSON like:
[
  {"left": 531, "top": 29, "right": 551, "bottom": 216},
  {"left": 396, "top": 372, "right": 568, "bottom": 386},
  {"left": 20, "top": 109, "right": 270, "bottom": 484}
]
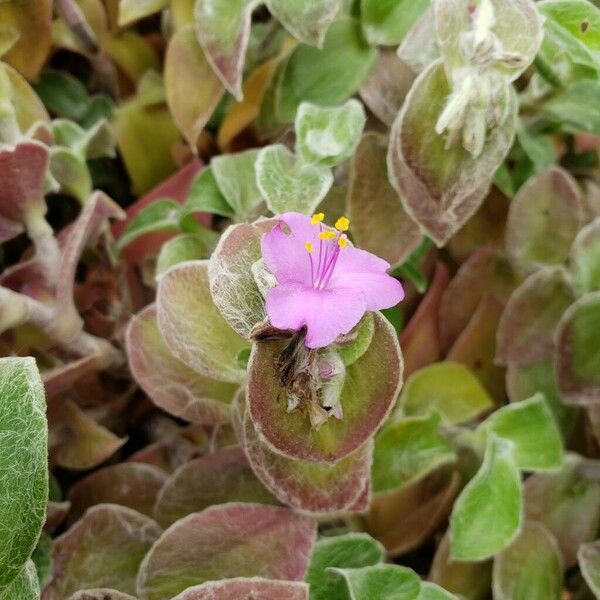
[
  {"left": 261, "top": 212, "right": 318, "bottom": 285},
  {"left": 265, "top": 283, "right": 367, "bottom": 348},
  {"left": 330, "top": 246, "right": 405, "bottom": 310}
]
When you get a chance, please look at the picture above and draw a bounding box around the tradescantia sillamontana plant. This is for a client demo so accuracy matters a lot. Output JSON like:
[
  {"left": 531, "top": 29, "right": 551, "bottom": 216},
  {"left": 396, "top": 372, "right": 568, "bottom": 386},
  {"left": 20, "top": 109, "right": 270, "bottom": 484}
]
[{"left": 1, "top": 0, "right": 600, "bottom": 598}]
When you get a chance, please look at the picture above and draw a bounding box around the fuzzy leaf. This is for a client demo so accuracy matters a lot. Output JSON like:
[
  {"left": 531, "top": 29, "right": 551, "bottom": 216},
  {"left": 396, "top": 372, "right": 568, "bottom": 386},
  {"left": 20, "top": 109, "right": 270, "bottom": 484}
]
[
  {"left": 165, "top": 24, "right": 225, "bottom": 147},
  {"left": 388, "top": 61, "right": 518, "bottom": 245},
  {"left": 372, "top": 412, "right": 455, "bottom": 495},
  {"left": 555, "top": 291, "right": 600, "bottom": 404},
  {"left": 305, "top": 533, "right": 386, "bottom": 600},
  {"left": 361, "top": 0, "right": 430, "bottom": 45},
  {"left": 493, "top": 521, "right": 563, "bottom": 600},
  {"left": 136, "top": 503, "right": 316, "bottom": 600},
  {"left": 171, "top": 578, "right": 308, "bottom": 600},
  {"left": 235, "top": 396, "right": 371, "bottom": 515},
  {"left": 525, "top": 454, "right": 600, "bottom": 566},
  {"left": 505, "top": 168, "right": 583, "bottom": 272},
  {"left": 49, "top": 147, "right": 91, "bottom": 203},
  {"left": 153, "top": 446, "right": 276, "bottom": 527},
  {"left": 328, "top": 564, "right": 421, "bottom": 600},
  {"left": 43, "top": 505, "right": 162, "bottom": 599},
  {"left": 157, "top": 260, "right": 249, "bottom": 383},
  {"left": 578, "top": 540, "right": 600, "bottom": 597},
  {"left": 256, "top": 145, "right": 333, "bottom": 216},
  {"left": 247, "top": 312, "right": 402, "bottom": 463},
  {"left": 128, "top": 304, "right": 238, "bottom": 422},
  {"left": 399, "top": 362, "right": 493, "bottom": 424},
  {"left": 570, "top": 217, "right": 600, "bottom": 295},
  {"left": 67, "top": 463, "right": 167, "bottom": 522},
  {"left": 542, "top": 80, "right": 600, "bottom": 134},
  {"left": 156, "top": 232, "right": 219, "bottom": 275},
  {"left": 275, "top": 18, "right": 377, "bottom": 123},
  {"left": 0, "top": 357, "right": 47, "bottom": 594},
  {"left": 450, "top": 436, "right": 522, "bottom": 561},
  {"left": 496, "top": 267, "right": 575, "bottom": 365},
  {"left": 193, "top": 0, "right": 256, "bottom": 99},
  {"left": 418, "top": 583, "right": 459, "bottom": 600},
  {"left": 295, "top": 100, "right": 366, "bottom": 167},
  {"left": 118, "top": 0, "right": 169, "bottom": 26},
  {"left": 211, "top": 149, "right": 262, "bottom": 219},
  {"left": 266, "top": 0, "right": 340, "bottom": 46},
  {"left": 479, "top": 394, "right": 563, "bottom": 471},
  {"left": 0, "top": 560, "right": 39, "bottom": 600},
  {"left": 435, "top": 0, "right": 543, "bottom": 81},
  {"left": 183, "top": 167, "right": 234, "bottom": 218}
]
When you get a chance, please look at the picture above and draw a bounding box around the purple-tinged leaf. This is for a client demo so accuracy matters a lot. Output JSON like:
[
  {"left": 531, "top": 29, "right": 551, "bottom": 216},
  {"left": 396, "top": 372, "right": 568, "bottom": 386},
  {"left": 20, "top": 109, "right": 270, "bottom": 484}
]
[
  {"left": 348, "top": 132, "right": 421, "bottom": 268},
  {"left": 569, "top": 217, "right": 600, "bottom": 295},
  {"left": 359, "top": 50, "right": 415, "bottom": 127},
  {"left": 388, "top": 61, "right": 517, "bottom": 246},
  {"left": 42, "top": 505, "right": 162, "bottom": 600},
  {"left": 397, "top": 8, "right": 438, "bottom": 74},
  {"left": 153, "top": 446, "right": 277, "bottom": 527},
  {"left": 193, "top": 0, "right": 257, "bottom": 100},
  {"left": 247, "top": 312, "right": 402, "bottom": 464},
  {"left": 235, "top": 395, "right": 371, "bottom": 515},
  {"left": 171, "top": 578, "right": 308, "bottom": 600},
  {"left": 440, "top": 248, "right": 516, "bottom": 354},
  {"left": 165, "top": 24, "right": 225, "bottom": 147},
  {"left": 67, "top": 463, "right": 167, "bottom": 523},
  {"left": 208, "top": 219, "right": 276, "bottom": 338},
  {"left": 266, "top": 0, "right": 339, "bottom": 46},
  {"left": 157, "top": 260, "right": 250, "bottom": 383},
  {"left": 447, "top": 294, "right": 505, "bottom": 402},
  {"left": 578, "top": 539, "right": 600, "bottom": 598},
  {"left": 0, "top": 140, "right": 49, "bottom": 242},
  {"left": 555, "top": 291, "right": 600, "bottom": 405},
  {"left": 496, "top": 267, "right": 575, "bottom": 366},
  {"left": 45, "top": 501, "right": 70, "bottom": 534},
  {"left": 127, "top": 305, "right": 237, "bottom": 424},
  {"left": 505, "top": 168, "right": 584, "bottom": 273},
  {"left": 68, "top": 590, "right": 136, "bottom": 600},
  {"left": 400, "top": 262, "right": 449, "bottom": 377},
  {"left": 524, "top": 453, "right": 600, "bottom": 567},
  {"left": 136, "top": 503, "right": 316, "bottom": 600}
]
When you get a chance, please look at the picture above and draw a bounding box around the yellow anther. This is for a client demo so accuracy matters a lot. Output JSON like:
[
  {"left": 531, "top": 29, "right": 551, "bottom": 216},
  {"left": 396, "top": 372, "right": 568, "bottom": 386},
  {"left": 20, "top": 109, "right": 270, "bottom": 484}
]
[
  {"left": 335, "top": 216, "right": 350, "bottom": 232},
  {"left": 338, "top": 236, "right": 348, "bottom": 249},
  {"left": 305, "top": 241, "right": 314, "bottom": 253},
  {"left": 318, "top": 230, "right": 336, "bottom": 241},
  {"left": 311, "top": 213, "right": 325, "bottom": 225}
]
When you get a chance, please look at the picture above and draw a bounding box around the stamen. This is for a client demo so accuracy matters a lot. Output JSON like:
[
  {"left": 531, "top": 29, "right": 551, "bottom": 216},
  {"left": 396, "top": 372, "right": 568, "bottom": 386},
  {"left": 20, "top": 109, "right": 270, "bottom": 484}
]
[
  {"left": 338, "top": 235, "right": 348, "bottom": 249},
  {"left": 335, "top": 216, "right": 350, "bottom": 232},
  {"left": 305, "top": 241, "right": 315, "bottom": 286},
  {"left": 311, "top": 213, "right": 325, "bottom": 225},
  {"left": 318, "top": 231, "right": 336, "bottom": 240},
  {"left": 305, "top": 241, "right": 314, "bottom": 253}
]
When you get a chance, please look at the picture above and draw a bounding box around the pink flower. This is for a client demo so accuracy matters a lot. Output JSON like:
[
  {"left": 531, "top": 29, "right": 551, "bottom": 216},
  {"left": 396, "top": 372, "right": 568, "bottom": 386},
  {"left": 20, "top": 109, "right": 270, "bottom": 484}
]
[{"left": 261, "top": 212, "right": 404, "bottom": 348}]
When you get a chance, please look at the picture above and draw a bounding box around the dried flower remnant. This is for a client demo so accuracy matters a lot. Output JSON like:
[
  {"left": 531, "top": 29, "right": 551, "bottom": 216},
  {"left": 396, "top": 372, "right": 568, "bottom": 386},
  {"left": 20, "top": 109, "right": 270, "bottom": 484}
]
[{"left": 260, "top": 212, "right": 404, "bottom": 349}]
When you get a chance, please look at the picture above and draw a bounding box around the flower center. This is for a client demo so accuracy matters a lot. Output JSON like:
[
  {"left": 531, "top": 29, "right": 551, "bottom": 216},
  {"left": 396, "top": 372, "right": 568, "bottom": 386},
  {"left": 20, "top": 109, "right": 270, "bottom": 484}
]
[{"left": 305, "top": 213, "right": 349, "bottom": 290}]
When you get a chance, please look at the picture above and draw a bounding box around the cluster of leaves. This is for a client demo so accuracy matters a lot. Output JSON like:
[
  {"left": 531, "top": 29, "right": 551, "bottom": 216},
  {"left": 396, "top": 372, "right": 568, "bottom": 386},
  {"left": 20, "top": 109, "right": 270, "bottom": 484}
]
[{"left": 0, "top": 0, "right": 600, "bottom": 599}]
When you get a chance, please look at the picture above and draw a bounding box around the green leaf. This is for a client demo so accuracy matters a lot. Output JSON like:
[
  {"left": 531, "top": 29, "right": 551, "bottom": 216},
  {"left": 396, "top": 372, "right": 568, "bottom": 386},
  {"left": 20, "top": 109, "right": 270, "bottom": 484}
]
[
  {"left": 516, "top": 125, "right": 555, "bottom": 172},
  {"left": 33, "top": 71, "right": 89, "bottom": 122},
  {"left": 327, "top": 564, "right": 421, "bottom": 600},
  {"left": 555, "top": 291, "right": 600, "bottom": 404},
  {"left": 399, "top": 362, "right": 494, "bottom": 424},
  {"left": 156, "top": 232, "right": 217, "bottom": 276},
  {"left": 450, "top": 436, "right": 522, "bottom": 561},
  {"left": 256, "top": 144, "right": 333, "bottom": 215},
  {"left": 211, "top": 149, "right": 262, "bottom": 219},
  {"left": 418, "top": 583, "right": 459, "bottom": 600},
  {"left": 118, "top": 0, "right": 169, "bottom": 26},
  {"left": 305, "top": 533, "right": 386, "bottom": 600},
  {"left": 117, "top": 198, "right": 181, "bottom": 251},
  {"left": 183, "top": 167, "right": 234, "bottom": 219},
  {"left": 538, "top": 0, "right": 600, "bottom": 51},
  {"left": 570, "top": 217, "right": 600, "bottom": 295},
  {"left": 266, "top": 0, "right": 340, "bottom": 46},
  {"left": 0, "top": 560, "right": 39, "bottom": 600},
  {"left": 543, "top": 80, "right": 600, "bottom": 134},
  {"left": 0, "top": 357, "right": 47, "bottom": 593},
  {"left": 480, "top": 394, "right": 563, "bottom": 471},
  {"left": 361, "top": 0, "right": 430, "bottom": 45},
  {"left": 336, "top": 313, "right": 375, "bottom": 367},
  {"left": 493, "top": 521, "right": 563, "bottom": 600},
  {"left": 49, "top": 147, "right": 92, "bottom": 203},
  {"left": 295, "top": 99, "right": 366, "bottom": 167},
  {"left": 372, "top": 412, "right": 456, "bottom": 495},
  {"left": 578, "top": 540, "right": 600, "bottom": 597},
  {"left": 31, "top": 532, "right": 52, "bottom": 587},
  {"left": 276, "top": 18, "right": 377, "bottom": 123}
]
